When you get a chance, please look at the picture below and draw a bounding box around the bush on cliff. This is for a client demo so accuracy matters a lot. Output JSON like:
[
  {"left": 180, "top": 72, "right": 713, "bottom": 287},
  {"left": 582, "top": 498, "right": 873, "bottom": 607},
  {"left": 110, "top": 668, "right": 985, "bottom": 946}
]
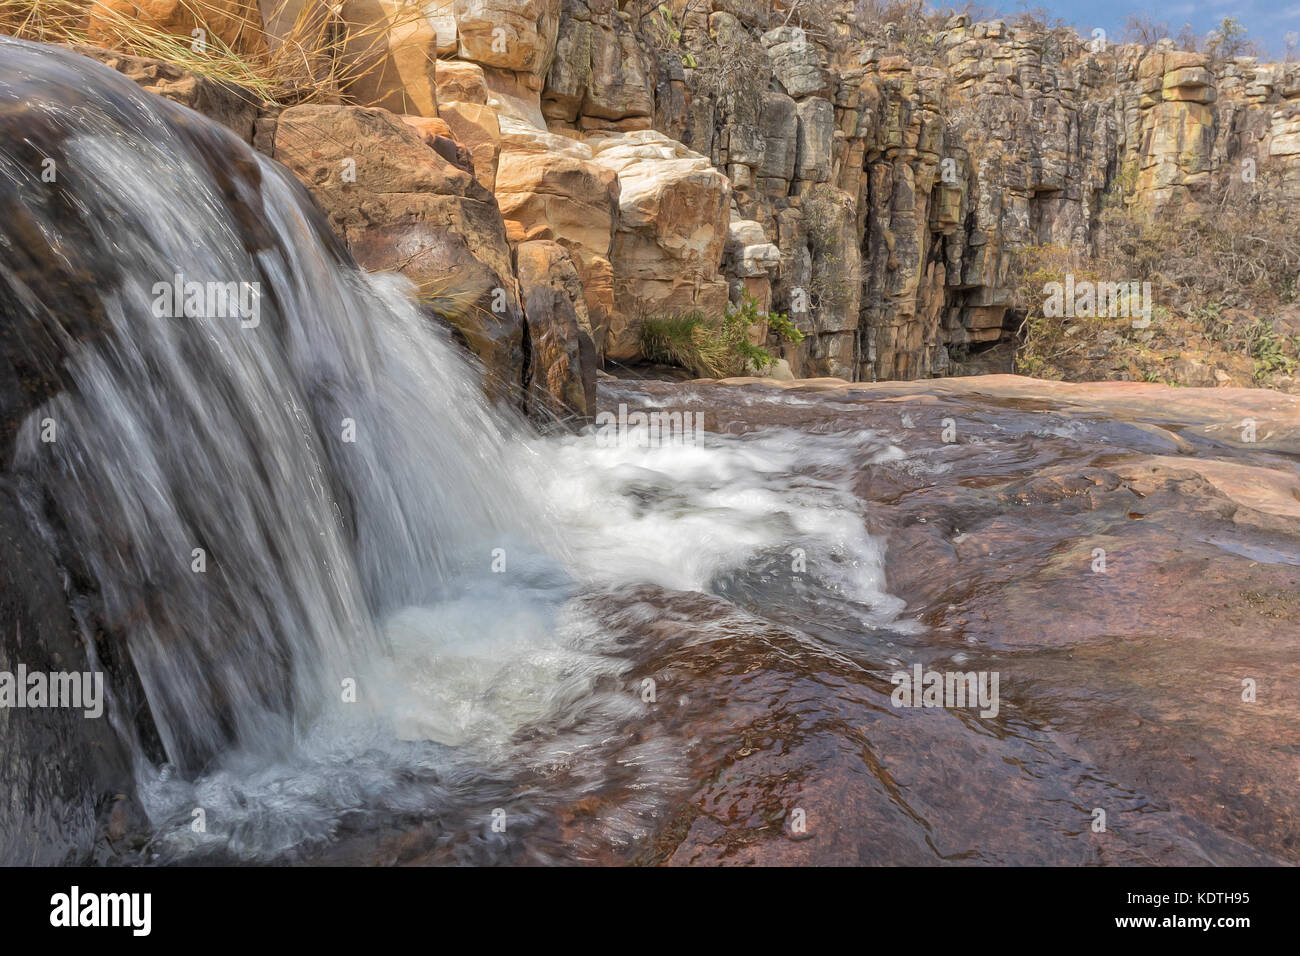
[
  {"left": 640, "top": 296, "right": 804, "bottom": 378},
  {"left": 1011, "top": 194, "right": 1300, "bottom": 388}
]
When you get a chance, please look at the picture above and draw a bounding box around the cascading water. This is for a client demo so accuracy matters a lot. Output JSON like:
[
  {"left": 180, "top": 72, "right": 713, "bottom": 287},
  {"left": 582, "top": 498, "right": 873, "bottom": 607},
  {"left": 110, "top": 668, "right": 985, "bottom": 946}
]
[
  {"left": 0, "top": 37, "right": 908, "bottom": 864},
  {"left": 3, "top": 35, "right": 547, "bottom": 772}
]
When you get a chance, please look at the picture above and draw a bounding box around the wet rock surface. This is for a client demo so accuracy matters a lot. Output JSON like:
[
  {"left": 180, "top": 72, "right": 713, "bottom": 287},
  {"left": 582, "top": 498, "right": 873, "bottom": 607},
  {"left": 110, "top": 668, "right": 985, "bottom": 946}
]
[
  {"left": 625, "top": 376, "right": 1300, "bottom": 864},
  {"left": 314, "top": 374, "right": 1299, "bottom": 866}
]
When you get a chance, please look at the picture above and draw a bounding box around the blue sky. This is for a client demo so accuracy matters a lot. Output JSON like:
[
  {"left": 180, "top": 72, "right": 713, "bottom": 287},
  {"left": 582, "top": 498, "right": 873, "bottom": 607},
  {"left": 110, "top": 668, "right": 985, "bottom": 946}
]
[{"left": 1005, "top": 0, "right": 1300, "bottom": 57}]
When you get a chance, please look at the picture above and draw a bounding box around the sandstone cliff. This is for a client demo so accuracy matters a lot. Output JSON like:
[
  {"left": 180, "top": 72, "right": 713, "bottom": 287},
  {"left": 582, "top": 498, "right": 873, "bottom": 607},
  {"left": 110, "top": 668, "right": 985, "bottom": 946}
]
[{"left": 21, "top": 1, "right": 1300, "bottom": 412}]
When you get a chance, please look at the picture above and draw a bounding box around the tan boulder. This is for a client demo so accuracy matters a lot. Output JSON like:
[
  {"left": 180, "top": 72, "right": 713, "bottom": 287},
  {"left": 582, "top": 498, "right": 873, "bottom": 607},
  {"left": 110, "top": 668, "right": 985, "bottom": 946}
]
[
  {"left": 337, "top": 0, "right": 439, "bottom": 116},
  {"left": 401, "top": 114, "right": 475, "bottom": 172},
  {"left": 726, "top": 218, "right": 781, "bottom": 279},
  {"left": 254, "top": 0, "right": 335, "bottom": 88},
  {"left": 256, "top": 0, "right": 301, "bottom": 37},
  {"left": 586, "top": 130, "right": 732, "bottom": 360},
  {"left": 428, "top": 2, "right": 459, "bottom": 55},
  {"left": 494, "top": 121, "right": 619, "bottom": 350},
  {"left": 481, "top": 66, "right": 547, "bottom": 128},
  {"left": 495, "top": 124, "right": 618, "bottom": 259},
  {"left": 1137, "top": 52, "right": 1165, "bottom": 81},
  {"left": 453, "top": 0, "right": 561, "bottom": 75},
  {"left": 1163, "top": 66, "right": 1216, "bottom": 104},
  {"left": 1162, "top": 51, "right": 1207, "bottom": 72},
  {"left": 273, "top": 104, "right": 525, "bottom": 406},
  {"left": 434, "top": 58, "right": 489, "bottom": 104},
  {"left": 515, "top": 240, "right": 596, "bottom": 422},
  {"left": 437, "top": 101, "right": 502, "bottom": 191},
  {"left": 576, "top": 254, "right": 616, "bottom": 357},
  {"left": 401, "top": 114, "right": 454, "bottom": 139},
  {"left": 1269, "top": 111, "right": 1300, "bottom": 157},
  {"left": 762, "top": 24, "right": 827, "bottom": 98}
]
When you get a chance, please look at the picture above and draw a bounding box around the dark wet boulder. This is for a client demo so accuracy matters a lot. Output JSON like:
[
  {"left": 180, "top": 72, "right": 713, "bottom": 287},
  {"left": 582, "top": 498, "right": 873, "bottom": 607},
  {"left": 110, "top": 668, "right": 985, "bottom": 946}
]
[
  {"left": 0, "top": 37, "right": 321, "bottom": 861},
  {"left": 69, "top": 43, "right": 261, "bottom": 144}
]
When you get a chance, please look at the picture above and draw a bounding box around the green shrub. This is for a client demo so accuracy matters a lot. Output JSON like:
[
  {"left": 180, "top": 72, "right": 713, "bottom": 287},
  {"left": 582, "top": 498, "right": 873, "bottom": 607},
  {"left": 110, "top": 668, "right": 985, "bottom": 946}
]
[
  {"left": 640, "top": 296, "right": 803, "bottom": 377},
  {"left": 1247, "top": 320, "right": 1299, "bottom": 383},
  {"left": 639, "top": 312, "right": 725, "bottom": 375}
]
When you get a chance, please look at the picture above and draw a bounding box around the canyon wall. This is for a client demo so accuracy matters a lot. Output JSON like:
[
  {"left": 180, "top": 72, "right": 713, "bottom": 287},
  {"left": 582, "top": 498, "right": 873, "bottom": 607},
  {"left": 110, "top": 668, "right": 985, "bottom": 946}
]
[
  {"left": 59, "top": 1, "right": 1300, "bottom": 411},
  {"left": 632, "top": 6, "right": 1300, "bottom": 380}
]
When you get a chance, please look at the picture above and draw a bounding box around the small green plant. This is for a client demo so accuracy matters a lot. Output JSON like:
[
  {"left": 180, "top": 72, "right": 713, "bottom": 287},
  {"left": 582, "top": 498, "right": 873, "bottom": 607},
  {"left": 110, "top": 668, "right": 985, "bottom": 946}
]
[
  {"left": 640, "top": 296, "right": 803, "bottom": 377},
  {"left": 639, "top": 312, "right": 725, "bottom": 375},
  {"left": 1191, "top": 301, "right": 1236, "bottom": 344},
  {"left": 656, "top": 4, "right": 697, "bottom": 68},
  {"left": 765, "top": 309, "right": 805, "bottom": 346},
  {"left": 720, "top": 296, "right": 803, "bottom": 374},
  {"left": 1281, "top": 272, "right": 1298, "bottom": 303},
  {"left": 1246, "top": 319, "right": 1298, "bottom": 382}
]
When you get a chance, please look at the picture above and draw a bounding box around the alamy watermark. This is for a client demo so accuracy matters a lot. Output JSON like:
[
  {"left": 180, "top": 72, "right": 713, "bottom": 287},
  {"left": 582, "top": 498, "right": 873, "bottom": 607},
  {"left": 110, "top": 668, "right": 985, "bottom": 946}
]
[
  {"left": 1042, "top": 274, "right": 1154, "bottom": 329},
  {"left": 151, "top": 272, "right": 260, "bottom": 328},
  {"left": 50, "top": 886, "right": 150, "bottom": 936},
  {"left": 594, "top": 403, "right": 706, "bottom": 449},
  {"left": 890, "top": 663, "right": 1000, "bottom": 718},
  {"left": 0, "top": 664, "right": 103, "bottom": 718}
]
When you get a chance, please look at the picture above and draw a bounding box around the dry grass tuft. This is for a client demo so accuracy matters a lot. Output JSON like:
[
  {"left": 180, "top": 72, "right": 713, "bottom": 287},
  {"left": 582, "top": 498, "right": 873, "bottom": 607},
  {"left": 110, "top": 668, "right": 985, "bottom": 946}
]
[{"left": 2, "top": 0, "right": 442, "bottom": 108}]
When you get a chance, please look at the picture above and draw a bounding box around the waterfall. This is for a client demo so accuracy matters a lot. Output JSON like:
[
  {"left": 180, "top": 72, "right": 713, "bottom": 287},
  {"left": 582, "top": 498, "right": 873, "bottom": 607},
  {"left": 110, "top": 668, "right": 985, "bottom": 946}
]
[{"left": 1, "top": 36, "right": 538, "bottom": 775}]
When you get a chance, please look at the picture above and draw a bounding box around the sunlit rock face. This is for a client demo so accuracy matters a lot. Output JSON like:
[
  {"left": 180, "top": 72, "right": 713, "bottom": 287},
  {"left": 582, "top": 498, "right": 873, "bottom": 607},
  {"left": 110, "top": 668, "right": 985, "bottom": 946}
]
[
  {"left": 542, "top": 0, "right": 656, "bottom": 132},
  {"left": 538, "top": 5, "right": 1300, "bottom": 380},
  {"left": 452, "top": 0, "right": 561, "bottom": 74},
  {"left": 335, "top": 0, "right": 440, "bottom": 117},
  {"left": 495, "top": 122, "right": 620, "bottom": 355},
  {"left": 585, "top": 130, "right": 732, "bottom": 360},
  {"left": 273, "top": 103, "right": 527, "bottom": 407},
  {"left": 515, "top": 239, "right": 597, "bottom": 422}
]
